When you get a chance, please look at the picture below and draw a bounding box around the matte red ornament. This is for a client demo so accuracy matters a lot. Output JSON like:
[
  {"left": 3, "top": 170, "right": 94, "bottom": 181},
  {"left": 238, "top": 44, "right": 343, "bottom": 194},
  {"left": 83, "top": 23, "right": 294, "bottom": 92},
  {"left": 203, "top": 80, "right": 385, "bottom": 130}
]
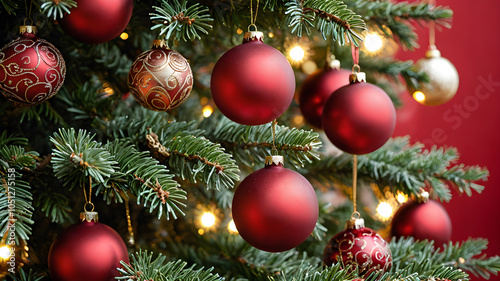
[
  {"left": 128, "top": 40, "right": 193, "bottom": 111},
  {"left": 391, "top": 199, "right": 452, "bottom": 247},
  {"left": 211, "top": 31, "right": 295, "bottom": 125},
  {"left": 232, "top": 156, "right": 318, "bottom": 252},
  {"left": 322, "top": 73, "right": 396, "bottom": 155},
  {"left": 298, "top": 64, "right": 350, "bottom": 128},
  {"left": 58, "top": 0, "right": 133, "bottom": 44},
  {"left": 323, "top": 218, "right": 392, "bottom": 276},
  {"left": 48, "top": 212, "right": 129, "bottom": 281},
  {"left": 0, "top": 26, "right": 66, "bottom": 106}
]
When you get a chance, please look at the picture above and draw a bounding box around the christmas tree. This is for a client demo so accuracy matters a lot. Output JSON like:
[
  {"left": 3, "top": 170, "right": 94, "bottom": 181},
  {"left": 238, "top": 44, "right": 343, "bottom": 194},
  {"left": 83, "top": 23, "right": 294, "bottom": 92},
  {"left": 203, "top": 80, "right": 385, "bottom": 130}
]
[{"left": 0, "top": 0, "right": 499, "bottom": 280}]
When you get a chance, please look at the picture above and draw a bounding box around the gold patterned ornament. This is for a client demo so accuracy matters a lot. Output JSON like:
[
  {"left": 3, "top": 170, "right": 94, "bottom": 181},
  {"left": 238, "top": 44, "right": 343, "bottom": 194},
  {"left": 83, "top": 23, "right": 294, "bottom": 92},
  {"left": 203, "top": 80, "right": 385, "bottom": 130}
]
[
  {"left": 127, "top": 39, "right": 193, "bottom": 111},
  {"left": 0, "top": 25, "right": 66, "bottom": 106},
  {"left": 408, "top": 48, "right": 459, "bottom": 106}
]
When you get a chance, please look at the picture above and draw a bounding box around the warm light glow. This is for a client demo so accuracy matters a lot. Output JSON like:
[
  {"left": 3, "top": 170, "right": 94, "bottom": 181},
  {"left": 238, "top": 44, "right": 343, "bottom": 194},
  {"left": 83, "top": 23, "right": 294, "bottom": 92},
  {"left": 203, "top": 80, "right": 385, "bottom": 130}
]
[
  {"left": 228, "top": 219, "right": 238, "bottom": 234},
  {"left": 289, "top": 46, "right": 305, "bottom": 61},
  {"left": 200, "top": 212, "right": 216, "bottom": 227},
  {"left": 198, "top": 228, "right": 205, "bottom": 235},
  {"left": 200, "top": 97, "right": 208, "bottom": 105},
  {"left": 376, "top": 202, "right": 393, "bottom": 220},
  {"left": 268, "top": 32, "right": 274, "bottom": 38},
  {"left": 364, "top": 32, "right": 384, "bottom": 53},
  {"left": 202, "top": 105, "right": 213, "bottom": 118},
  {"left": 0, "top": 246, "right": 10, "bottom": 259},
  {"left": 120, "top": 32, "right": 129, "bottom": 40},
  {"left": 301, "top": 60, "right": 317, "bottom": 75},
  {"left": 413, "top": 91, "right": 426, "bottom": 102},
  {"left": 237, "top": 28, "right": 243, "bottom": 34},
  {"left": 293, "top": 115, "right": 304, "bottom": 126},
  {"left": 396, "top": 193, "right": 408, "bottom": 204},
  {"left": 103, "top": 87, "right": 114, "bottom": 96}
]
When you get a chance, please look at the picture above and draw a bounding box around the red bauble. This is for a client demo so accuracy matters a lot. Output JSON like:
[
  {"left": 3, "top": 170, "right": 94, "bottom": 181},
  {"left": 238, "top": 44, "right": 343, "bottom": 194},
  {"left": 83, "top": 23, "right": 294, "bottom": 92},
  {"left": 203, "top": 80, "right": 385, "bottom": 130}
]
[
  {"left": 128, "top": 40, "right": 193, "bottom": 111},
  {"left": 391, "top": 199, "right": 452, "bottom": 246},
  {"left": 323, "top": 219, "right": 392, "bottom": 276},
  {"left": 322, "top": 74, "right": 396, "bottom": 155},
  {"left": 298, "top": 66, "right": 350, "bottom": 128},
  {"left": 58, "top": 0, "right": 133, "bottom": 44},
  {"left": 48, "top": 214, "right": 129, "bottom": 281},
  {"left": 211, "top": 32, "right": 295, "bottom": 125},
  {"left": 232, "top": 156, "right": 318, "bottom": 252},
  {"left": 0, "top": 28, "right": 66, "bottom": 106}
]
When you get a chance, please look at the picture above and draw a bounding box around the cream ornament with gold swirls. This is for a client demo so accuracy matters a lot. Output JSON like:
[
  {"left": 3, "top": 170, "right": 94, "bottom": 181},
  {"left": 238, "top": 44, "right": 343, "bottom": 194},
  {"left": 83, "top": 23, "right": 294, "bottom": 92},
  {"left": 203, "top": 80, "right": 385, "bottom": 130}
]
[
  {"left": 127, "top": 39, "right": 193, "bottom": 111},
  {"left": 0, "top": 25, "right": 66, "bottom": 106}
]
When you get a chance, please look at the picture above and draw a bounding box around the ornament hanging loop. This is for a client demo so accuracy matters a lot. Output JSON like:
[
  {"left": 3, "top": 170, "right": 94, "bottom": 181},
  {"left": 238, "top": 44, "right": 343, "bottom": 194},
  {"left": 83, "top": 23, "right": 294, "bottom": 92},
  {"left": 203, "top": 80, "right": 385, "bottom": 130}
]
[
  {"left": 248, "top": 24, "right": 258, "bottom": 32},
  {"left": 83, "top": 175, "right": 94, "bottom": 213},
  {"left": 351, "top": 211, "right": 361, "bottom": 220},
  {"left": 352, "top": 64, "right": 361, "bottom": 73},
  {"left": 84, "top": 202, "right": 95, "bottom": 212}
]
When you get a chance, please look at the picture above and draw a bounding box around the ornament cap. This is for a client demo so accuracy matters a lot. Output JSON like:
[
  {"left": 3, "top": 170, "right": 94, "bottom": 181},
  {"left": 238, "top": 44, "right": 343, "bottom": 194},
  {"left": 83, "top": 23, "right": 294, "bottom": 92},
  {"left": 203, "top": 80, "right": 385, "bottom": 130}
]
[
  {"left": 265, "top": 155, "right": 284, "bottom": 166},
  {"left": 425, "top": 48, "right": 441, "bottom": 58},
  {"left": 328, "top": 59, "right": 341, "bottom": 70},
  {"left": 153, "top": 39, "right": 168, "bottom": 48},
  {"left": 243, "top": 31, "right": 264, "bottom": 43},
  {"left": 349, "top": 72, "right": 366, "bottom": 83},
  {"left": 19, "top": 25, "right": 37, "bottom": 35},
  {"left": 346, "top": 217, "right": 365, "bottom": 230},
  {"left": 416, "top": 190, "right": 430, "bottom": 203},
  {"left": 80, "top": 211, "right": 99, "bottom": 223}
]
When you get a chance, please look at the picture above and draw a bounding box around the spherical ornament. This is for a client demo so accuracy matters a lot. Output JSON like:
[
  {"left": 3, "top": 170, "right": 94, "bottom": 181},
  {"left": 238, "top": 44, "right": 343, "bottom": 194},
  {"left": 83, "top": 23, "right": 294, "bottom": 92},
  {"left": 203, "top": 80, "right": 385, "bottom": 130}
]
[
  {"left": 211, "top": 31, "right": 295, "bottom": 125},
  {"left": 0, "top": 26, "right": 66, "bottom": 106},
  {"left": 298, "top": 62, "right": 351, "bottom": 128},
  {"left": 391, "top": 199, "right": 452, "bottom": 246},
  {"left": 322, "top": 73, "right": 396, "bottom": 155},
  {"left": 323, "top": 218, "right": 392, "bottom": 276},
  {"left": 232, "top": 156, "right": 318, "bottom": 252},
  {"left": 408, "top": 48, "right": 459, "bottom": 106},
  {"left": 128, "top": 40, "right": 193, "bottom": 111},
  {"left": 58, "top": 0, "right": 133, "bottom": 44},
  {"left": 48, "top": 212, "right": 129, "bottom": 281}
]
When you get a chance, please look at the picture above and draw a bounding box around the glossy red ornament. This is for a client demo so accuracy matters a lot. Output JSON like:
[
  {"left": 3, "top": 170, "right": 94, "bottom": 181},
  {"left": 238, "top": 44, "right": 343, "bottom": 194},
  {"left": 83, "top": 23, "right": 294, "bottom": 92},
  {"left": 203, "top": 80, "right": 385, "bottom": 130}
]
[
  {"left": 128, "top": 40, "right": 193, "bottom": 111},
  {"left": 391, "top": 199, "right": 452, "bottom": 246},
  {"left": 211, "top": 31, "right": 295, "bottom": 125},
  {"left": 0, "top": 26, "right": 66, "bottom": 106},
  {"left": 232, "top": 156, "right": 318, "bottom": 252},
  {"left": 58, "top": 0, "right": 133, "bottom": 44},
  {"left": 322, "top": 73, "right": 396, "bottom": 155},
  {"left": 298, "top": 64, "right": 350, "bottom": 128},
  {"left": 48, "top": 212, "right": 129, "bottom": 281},
  {"left": 323, "top": 218, "right": 392, "bottom": 276}
]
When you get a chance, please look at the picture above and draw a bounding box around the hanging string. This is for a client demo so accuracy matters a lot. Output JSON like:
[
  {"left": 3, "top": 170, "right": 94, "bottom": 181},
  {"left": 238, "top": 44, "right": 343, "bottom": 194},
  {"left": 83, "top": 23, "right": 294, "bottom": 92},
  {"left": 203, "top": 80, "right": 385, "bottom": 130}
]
[
  {"left": 271, "top": 120, "right": 278, "bottom": 156},
  {"left": 350, "top": 44, "right": 360, "bottom": 73},
  {"left": 428, "top": 0, "right": 436, "bottom": 49},
  {"left": 249, "top": 0, "right": 260, "bottom": 27},
  {"left": 352, "top": 155, "right": 359, "bottom": 218},
  {"left": 24, "top": 0, "right": 33, "bottom": 24},
  {"left": 125, "top": 197, "right": 136, "bottom": 245},
  {"left": 83, "top": 176, "right": 94, "bottom": 212}
]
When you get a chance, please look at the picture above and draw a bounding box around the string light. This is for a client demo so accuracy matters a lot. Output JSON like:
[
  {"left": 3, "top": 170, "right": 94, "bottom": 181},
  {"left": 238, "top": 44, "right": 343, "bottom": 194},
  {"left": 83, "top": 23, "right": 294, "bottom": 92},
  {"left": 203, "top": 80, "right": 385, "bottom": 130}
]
[
  {"left": 198, "top": 229, "right": 205, "bottom": 235},
  {"left": 202, "top": 105, "right": 213, "bottom": 118},
  {"left": 376, "top": 201, "right": 394, "bottom": 220},
  {"left": 396, "top": 192, "right": 408, "bottom": 204},
  {"left": 268, "top": 32, "right": 274, "bottom": 38},
  {"left": 200, "top": 211, "right": 216, "bottom": 228},
  {"left": 0, "top": 245, "right": 10, "bottom": 259},
  {"left": 289, "top": 46, "right": 305, "bottom": 62},
  {"left": 228, "top": 219, "right": 238, "bottom": 234},
  {"left": 413, "top": 91, "right": 426, "bottom": 103},
  {"left": 236, "top": 28, "right": 243, "bottom": 34},
  {"left": 364, "top": 32, "right": 384, "bottom": 53},
  {"left": 120, "top": 32, "right": 129, "bottom": 40}
]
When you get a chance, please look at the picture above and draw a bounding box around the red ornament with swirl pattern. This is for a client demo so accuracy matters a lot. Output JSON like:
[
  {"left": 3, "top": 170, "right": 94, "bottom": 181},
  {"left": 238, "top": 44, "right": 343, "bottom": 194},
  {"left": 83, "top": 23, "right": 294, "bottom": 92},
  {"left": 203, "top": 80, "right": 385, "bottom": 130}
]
[
  {"left": 127, "top": 40, "right": 193, "bottom": 111},
  {"left": 323, "top": 218, "right": 392, "bottom": 276},
  {"left": 0, "top": 26, "right": 66, "bottom": 106}
]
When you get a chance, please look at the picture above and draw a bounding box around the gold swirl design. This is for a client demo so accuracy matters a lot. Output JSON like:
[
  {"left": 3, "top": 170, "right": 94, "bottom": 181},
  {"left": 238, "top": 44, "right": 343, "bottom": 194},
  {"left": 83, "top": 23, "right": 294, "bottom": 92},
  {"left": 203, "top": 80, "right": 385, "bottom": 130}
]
[
  {"left": 0, "top": 36, "right": 66, "bottom": 106},
  {"left": 127, "top": 46, "right": 193, "bottom": 111}
]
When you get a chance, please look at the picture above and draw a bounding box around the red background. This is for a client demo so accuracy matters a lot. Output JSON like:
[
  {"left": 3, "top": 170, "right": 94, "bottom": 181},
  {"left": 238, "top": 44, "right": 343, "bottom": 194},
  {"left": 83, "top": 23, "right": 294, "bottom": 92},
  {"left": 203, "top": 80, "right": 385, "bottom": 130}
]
[{"left": 393, "top": 0, "right": 500, "bottom": 279}]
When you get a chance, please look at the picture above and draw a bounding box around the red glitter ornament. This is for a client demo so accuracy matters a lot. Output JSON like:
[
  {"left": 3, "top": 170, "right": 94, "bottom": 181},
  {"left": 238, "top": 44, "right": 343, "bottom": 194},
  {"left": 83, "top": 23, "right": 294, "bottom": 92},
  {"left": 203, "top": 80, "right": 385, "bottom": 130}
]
[
  {"left": 323, "top": 218, "right": 392, "bottom": 276},
  {"left": 232, "top": 156, "right": 318, "bottom": 252},
  {"left": 128, "top": 39, "right": 193, "bottom": 111},
  {"left": 211, "top": 31, "right": 295, "bottom": 125},
  {"left": 0, "top": 25, "right": 65, "bottom": 106},
  {"left": 58, "top": 0, "right": 133, "bottom": 44},
  {"left": 322, "top": 72, "right": 396, "bottom": 155},
  {"left": 48, "top": 212, "right": 129, "bottom": 281}
]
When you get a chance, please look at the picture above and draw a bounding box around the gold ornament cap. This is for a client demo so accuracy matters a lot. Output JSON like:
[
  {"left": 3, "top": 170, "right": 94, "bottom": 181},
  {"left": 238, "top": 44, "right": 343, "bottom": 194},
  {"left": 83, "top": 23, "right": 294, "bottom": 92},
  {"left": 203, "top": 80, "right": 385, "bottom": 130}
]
[
  {"left": 349, "top": 72, "right": 366, "bottom": 83},
  {"left": 19, "top": 25, "right": 37, "bottom": 34},
  {"left": 425, "top": 48, "right": 441, "bottom": 58},
  {"left": 152, "top": 39, "right": 168, "bottom": 48},
  {"left": 80, "top": 211, "right": 99, "bottom": 223},
  {"left": 243, "top": 31, "right": 264, "bottom": 43},
  {"left": 346, "top": 217, "right": 365, "bottom": 230},
  {"left": 265, "top": 155, "right": 284, "bottom": 166}
]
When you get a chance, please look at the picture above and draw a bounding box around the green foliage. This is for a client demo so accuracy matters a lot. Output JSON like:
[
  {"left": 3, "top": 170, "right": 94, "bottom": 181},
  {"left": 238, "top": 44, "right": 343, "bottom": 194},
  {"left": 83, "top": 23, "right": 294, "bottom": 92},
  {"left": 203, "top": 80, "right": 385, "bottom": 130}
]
[
  {"left": 285, "top": 0, "right": 366, "bottom": 45},
  {"left": 34, "top": 190, "right": 71, "bottom": 224},
  {"left": 150, "top": 0, "right": 214, "bottom": 42},
  {"left": 7, "top": 268, "right": 45, "bottom": 281},
  {"left": 270, "top": 263, "right": 355, "bottom": 281},
  {"left": 0, "top": 0, "right": 18, "bottom": 14},
  {"left": 40, "top": 0, "right": 77, "bottom": 20},
  {"left": 117, "top": 250, "right": 223, "bottom": 281}
]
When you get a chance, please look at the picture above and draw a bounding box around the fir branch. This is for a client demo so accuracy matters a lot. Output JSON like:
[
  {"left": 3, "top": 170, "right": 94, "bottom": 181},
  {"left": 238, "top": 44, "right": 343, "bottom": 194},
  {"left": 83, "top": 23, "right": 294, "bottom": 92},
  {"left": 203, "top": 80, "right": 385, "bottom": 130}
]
[
  {"left": 285, "top": 0, "right": 366, "bottom": 45},
  {"left": 19, "top": 101, "right": 67, "bottom": 126},
  {"left": 307, "top": 137, "right": 488, "bottom": 202},
  {"left": 270, "top": 263, "right": 356, "bottom": 281},
  {"left": 116, "top": 250, "right": 223, "bottom": 281},
  {"left": 40, "top": 0, "right": 77, "bottom": 20},
  {"left": 0, "top": 0, "right": 18, "bottom": 15},
  {"left": 7, "top": 268, "right": 45, "bottom": 281},
  {"left": 201, "top": 115, "right": 321, "bottom": 169},
  {"left": 0, "top": 131, "right": 28, "bottom": 147},
  {"left": 150, "top": 0, "right": 214, "bottom": 41},
  {"left": 34, "top": 191, "right": 71, "bottom": 224}
]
